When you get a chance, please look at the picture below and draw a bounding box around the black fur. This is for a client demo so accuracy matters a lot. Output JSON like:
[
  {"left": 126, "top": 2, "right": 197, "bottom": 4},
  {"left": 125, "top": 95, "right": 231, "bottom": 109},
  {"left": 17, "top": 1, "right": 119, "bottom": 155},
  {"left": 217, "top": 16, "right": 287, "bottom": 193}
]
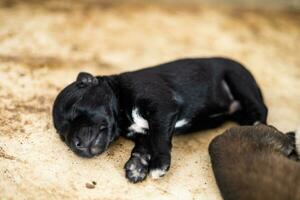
[
  {"left": 52, "top": 57, "right": 268, "bottom": 182},
  {"left": 209, "top": 125, "right": 300, "bottom": 200}
]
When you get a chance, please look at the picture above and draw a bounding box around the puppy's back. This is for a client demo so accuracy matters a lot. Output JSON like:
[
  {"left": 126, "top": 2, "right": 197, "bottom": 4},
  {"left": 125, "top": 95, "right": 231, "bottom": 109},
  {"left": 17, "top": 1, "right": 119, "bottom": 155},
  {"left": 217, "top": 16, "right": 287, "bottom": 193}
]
[{"left": 209, "top": 125, "right": 300, "bottom": 200}]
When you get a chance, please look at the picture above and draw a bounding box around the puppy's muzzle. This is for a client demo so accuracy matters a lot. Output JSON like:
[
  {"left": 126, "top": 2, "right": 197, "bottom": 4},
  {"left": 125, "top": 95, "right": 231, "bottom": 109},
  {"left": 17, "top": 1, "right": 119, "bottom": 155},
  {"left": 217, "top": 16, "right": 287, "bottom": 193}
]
[{"left": 72, "top": 133, "right": 106, "bottom": 157}]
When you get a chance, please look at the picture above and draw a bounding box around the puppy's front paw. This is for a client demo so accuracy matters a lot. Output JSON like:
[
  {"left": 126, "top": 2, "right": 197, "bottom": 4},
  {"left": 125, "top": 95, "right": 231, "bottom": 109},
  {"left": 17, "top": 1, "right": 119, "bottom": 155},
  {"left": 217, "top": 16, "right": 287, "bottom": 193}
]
[
  {"left": 124, "top": 153, "right": 150, "bottom": 183},
  {"left": 149, "top": 154, "right": 170, "bottom": 180}
]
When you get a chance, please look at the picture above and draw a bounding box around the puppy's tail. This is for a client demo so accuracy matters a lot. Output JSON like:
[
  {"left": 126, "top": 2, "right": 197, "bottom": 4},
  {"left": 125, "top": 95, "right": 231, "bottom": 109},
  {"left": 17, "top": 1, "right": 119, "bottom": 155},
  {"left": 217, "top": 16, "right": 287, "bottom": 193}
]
[{"left": 286, "top": 127, "right": 300, "bottom": 160}]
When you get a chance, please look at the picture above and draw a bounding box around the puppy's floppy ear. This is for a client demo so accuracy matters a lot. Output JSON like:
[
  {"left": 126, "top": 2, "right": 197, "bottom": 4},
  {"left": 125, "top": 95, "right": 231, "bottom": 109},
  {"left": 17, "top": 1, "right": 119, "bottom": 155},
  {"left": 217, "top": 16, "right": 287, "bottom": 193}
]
[{"left": 76, "top": 72, "right": 99, "bottom": 88}]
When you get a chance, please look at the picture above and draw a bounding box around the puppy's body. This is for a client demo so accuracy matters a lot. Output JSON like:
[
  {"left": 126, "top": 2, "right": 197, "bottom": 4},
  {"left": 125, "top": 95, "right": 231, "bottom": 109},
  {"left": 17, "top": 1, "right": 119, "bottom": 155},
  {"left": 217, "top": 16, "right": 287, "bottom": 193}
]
[
  {"left": 53, "top": 57, "right": 268, "bottom": 182},
  {"left": 118, "top": 58, "right": 266, "bottom": 134},
  {"left": 209, "top": 125, "right": 300, "bottom": 200}
]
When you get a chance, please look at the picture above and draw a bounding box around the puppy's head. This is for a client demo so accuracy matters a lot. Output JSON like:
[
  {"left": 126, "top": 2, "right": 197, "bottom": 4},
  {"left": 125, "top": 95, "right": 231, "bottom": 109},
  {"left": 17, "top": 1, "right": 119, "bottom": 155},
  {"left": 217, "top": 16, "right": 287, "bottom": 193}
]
[{"left": 52, "top": 72, "right": 120, "bottom": 158}]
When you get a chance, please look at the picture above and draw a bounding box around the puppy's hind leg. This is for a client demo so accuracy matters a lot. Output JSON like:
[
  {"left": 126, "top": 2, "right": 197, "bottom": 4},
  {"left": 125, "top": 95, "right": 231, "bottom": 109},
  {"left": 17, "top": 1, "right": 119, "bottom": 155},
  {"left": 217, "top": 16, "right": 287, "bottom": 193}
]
[{"left": 225, "top": 69, "right": 268, "bottom": 125}]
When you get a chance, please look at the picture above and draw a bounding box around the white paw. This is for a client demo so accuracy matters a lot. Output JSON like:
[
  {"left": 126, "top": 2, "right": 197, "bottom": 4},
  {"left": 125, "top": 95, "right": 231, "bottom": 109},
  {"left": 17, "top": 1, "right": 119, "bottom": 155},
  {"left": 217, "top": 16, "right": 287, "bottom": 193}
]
[
  {"left": 149, "top": 168, "right": 167, "bottom": 179},
  {"left": 253, "top": 121, "right": 261, "bottom": 125},
  {"left": 228, "top": 100, "right": 241, "bottom": 114}
]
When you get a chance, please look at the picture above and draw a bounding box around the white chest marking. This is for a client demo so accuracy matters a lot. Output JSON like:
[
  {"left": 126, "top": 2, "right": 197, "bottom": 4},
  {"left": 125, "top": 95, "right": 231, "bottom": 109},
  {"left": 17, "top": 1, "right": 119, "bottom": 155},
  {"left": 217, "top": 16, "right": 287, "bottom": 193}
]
[
  {"left": 175, "top": 119, "right": 188, "bottom": 128},
  {"left": 128, "top": 108, "right": 149, "bottom": 134}
]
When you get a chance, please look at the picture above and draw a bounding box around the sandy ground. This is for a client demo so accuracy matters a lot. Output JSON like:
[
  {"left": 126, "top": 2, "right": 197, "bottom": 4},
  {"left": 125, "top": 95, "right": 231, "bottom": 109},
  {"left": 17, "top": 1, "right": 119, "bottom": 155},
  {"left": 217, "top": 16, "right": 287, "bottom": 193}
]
[{"left": 0, "top": 1, "right": 299, "bottom": 200}]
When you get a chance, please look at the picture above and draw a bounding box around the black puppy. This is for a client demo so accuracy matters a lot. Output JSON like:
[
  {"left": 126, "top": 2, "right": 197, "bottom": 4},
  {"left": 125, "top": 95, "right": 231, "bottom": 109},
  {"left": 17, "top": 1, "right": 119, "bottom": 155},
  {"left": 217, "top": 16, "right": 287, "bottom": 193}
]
[{"left": 52, "top": 57, "right": 268, "bottom": 182}]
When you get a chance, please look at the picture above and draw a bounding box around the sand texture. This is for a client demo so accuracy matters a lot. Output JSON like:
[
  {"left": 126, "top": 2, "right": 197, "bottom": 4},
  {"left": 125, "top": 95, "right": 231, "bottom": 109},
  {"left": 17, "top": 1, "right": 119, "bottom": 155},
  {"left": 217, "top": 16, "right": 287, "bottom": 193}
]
[{"left": 0, "top": 1, "right": 299, "bottom": 200}]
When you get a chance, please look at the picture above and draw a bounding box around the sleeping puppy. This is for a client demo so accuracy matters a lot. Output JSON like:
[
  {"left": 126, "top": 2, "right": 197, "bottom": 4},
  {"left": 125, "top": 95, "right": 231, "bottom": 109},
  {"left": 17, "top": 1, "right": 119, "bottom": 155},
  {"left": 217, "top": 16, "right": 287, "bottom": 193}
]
[
  {"left": 52, "top": 57, "right": 268, "bottom": 183},
  {"left": 209, "top": 125, "right": 300, "bottom": 200}
]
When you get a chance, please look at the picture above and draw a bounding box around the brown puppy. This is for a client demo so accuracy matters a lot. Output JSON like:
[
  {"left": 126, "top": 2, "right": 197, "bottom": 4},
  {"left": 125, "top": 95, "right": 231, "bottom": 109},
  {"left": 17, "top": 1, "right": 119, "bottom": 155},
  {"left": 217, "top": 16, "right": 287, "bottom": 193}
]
[{"left": 209, "top": 125, "right": 300, "bottom": 200}]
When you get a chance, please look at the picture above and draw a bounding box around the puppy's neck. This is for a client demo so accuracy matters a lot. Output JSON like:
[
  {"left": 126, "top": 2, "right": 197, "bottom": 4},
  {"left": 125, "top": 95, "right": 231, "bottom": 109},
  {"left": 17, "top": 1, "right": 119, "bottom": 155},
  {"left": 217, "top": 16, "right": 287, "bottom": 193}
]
[{"left": 97, "top": 75, "right": 119, "bottom": 93}]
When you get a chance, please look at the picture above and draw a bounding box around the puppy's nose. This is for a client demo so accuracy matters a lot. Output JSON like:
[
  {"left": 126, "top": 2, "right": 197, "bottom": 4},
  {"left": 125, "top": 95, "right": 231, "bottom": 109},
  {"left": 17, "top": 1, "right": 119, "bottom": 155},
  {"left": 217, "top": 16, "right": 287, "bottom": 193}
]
[
  {"left": 72, "top": 137, "right": 93, "bottom": 157},
  {"left": 73, "top": 137, "right": 82, "bottom": 148},
  {"left": 73, "top": 136, "right": 89, "bottom": 149}
]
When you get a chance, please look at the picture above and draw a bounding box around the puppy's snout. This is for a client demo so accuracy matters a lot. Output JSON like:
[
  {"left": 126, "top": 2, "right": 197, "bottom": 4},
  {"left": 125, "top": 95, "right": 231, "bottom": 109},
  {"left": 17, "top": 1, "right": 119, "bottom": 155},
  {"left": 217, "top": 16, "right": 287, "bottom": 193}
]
[
  {"left": 72, "top": 135, "right": 92, "bottom": 155},
  {"left": 73, "top": 137, "right": 85, "bottom": 149},
  {"left": 71, "top": 129, "right": 107, "bottom": 157},
  {"left": 72, "top": 136, "right": 93, "bottom": 157}
]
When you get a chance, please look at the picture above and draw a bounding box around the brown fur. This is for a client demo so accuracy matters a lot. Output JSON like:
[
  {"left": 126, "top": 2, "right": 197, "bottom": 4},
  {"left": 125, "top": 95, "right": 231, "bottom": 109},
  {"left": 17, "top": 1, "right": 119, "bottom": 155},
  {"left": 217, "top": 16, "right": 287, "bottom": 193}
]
[{"left": 209, "top": 125, "right": 300, "bottom": 200}]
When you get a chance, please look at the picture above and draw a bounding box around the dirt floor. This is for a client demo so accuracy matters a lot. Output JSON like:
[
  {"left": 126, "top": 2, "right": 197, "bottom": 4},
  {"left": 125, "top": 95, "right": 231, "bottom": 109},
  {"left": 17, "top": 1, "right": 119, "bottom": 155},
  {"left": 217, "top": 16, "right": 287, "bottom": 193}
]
[{"left": 0, "top": 1, "right": 299, "bottom": 200}]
